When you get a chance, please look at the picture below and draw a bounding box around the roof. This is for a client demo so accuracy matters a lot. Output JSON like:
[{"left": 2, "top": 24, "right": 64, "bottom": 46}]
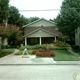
[
  {"left": 24, "top": 27, "right": 58, "bottom": 37},
  {"left": 23, "top": 18, "right": 56, "bottom": 28},
  {"left": 24, "top": 26, "right": 61, "bottom": 37}
]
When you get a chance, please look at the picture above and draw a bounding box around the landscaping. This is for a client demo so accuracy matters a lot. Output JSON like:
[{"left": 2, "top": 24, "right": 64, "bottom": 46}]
[
  {"left": 15, "top": 43, "right": 80, "bottom": 61},
  {"left": 54, "top": 50, "right": 80, "bottom": 61},
  {"left": 72, "top": 45, "right": 80, "bottom": 55},
  {"left": 0, "top": 41, "right": 80, "bottom": 61},
  {"left": 0, "top": 49, "right": 15, "bottom": 58}
]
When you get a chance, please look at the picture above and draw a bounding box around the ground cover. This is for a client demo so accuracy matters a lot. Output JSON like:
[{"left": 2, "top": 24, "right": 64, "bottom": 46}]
[
  {"left": 0, "top": 49, "right": 15, "bottom": 58},
  {"left": 54, "top": 50, "right": 80, "bottom": 61}
]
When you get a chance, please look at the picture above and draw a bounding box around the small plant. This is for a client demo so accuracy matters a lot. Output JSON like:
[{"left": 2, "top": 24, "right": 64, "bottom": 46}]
[{"left": 51, "top": 41, "right": 66, "bottom": 47}]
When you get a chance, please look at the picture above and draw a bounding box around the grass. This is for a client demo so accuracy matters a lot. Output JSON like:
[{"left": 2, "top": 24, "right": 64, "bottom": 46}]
[
  {"left": 15, "top": 50, "right": 33, "bottom": 55},
  {"left": 15, "top": 49, "right": 80, "bottom": 61},
  {"left": 0, "top": 49, "right": 15, "bottom": 58},
  {"left": 54, "top": 50, "right": 80, "bottom": 61}
]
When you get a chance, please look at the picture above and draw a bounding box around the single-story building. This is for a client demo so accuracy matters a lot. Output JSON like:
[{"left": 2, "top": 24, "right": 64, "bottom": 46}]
[
  {"left": 75, "top": 27, "right": 80, "bottom": 46},
  {"left": 23, "top": 19, "right": 62, "bottom": 46}
]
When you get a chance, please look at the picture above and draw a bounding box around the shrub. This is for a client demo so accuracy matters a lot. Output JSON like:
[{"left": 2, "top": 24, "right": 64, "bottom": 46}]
[
  {"left": 20, "top": 45, "right": 43, "bottom": 50},
  {"left": 52, "top": 46, "right": 66, "bottom": 50},
  {"left": 1, "top": 45, "right": 11, "bottom": 49},
  {"left": 51, "top": 41, "right": 67, "bottom": 47},
  {"left": 72, "top": 45, "right": 80, "bottom": 50},
  {"left": 72, "top": 45, "right": 80, "bottom": 52},
  {"left": 42, "top": 44, "right": 53, "bottom": 50},
  {"left": 32, "top": 50, "right": 37, "bottom": 54},
  {"left": 35, "top": 49, "right": 55, "bottom": 57}
]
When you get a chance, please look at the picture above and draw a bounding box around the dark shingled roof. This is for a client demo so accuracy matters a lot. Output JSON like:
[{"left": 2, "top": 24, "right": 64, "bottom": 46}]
[{"left": 24, "top": 26, "right": 62, "bottom": 36}]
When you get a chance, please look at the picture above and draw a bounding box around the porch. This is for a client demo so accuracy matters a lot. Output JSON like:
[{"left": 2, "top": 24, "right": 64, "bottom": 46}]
[{"left": 25, "top": 37, "right": 57, "bottom": 45}]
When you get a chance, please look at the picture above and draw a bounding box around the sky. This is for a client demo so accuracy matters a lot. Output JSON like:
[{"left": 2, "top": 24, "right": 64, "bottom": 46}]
[{"left": 9, "top": 0, "right": 63, "bottom": 20}]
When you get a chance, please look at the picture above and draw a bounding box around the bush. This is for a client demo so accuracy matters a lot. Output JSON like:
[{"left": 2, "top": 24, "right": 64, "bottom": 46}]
[
  {"left": 72, "top": 45, "right": 80, "bottom": 52},
  {"left": 35, "top": 49, "right": 55, "bottom": 57},
  {"left": 1, "top": 45, "right": 11, "bottom": 49},
  {"left": 72, "top": 45, "right": 80, "bottom": 50},
  {"left": 32, "top": 50, "right": 37, "bottom": 54},
  {"left": 20, "top": 45, "right": 43, "bottom": 50},
  {"left": 51, "top": 41, "right": 67, "bottom": 47},
  {"left": 32, "top": 45, "right": 55, "bottom": 57},
  {"left": 52, "top": 47, "right": 67, "bottom": 50},
  {"left": 0, "top": 49, "right": 14, "bottom": 58},
  {"left": 20, "top": 44, "right": 68, "bottom": 51}
]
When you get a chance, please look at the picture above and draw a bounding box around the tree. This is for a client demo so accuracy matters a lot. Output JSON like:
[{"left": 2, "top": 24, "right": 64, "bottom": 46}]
[
  {"left": 8, "top": 6, "right": 20, "bottom": 26},
  {"left": 0, "top": 0, "right": 9, "bottom": 23},
  {"left": 8, "top": 6, "right": 31, "bottom": 29},
  {"left": 55, "top": 0, "right": 80, "bottom": 43},
  {"left": 0, "top": 24, "right": 23, "bottom": 46},
  {"left": 28, "top": 17, "right": 40, "bottom": 23}
]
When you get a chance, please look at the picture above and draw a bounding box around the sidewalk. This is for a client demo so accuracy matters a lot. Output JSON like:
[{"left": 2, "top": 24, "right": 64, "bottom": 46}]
[{"left": 0, "top": 49, "right": 80, "bottom": 65}]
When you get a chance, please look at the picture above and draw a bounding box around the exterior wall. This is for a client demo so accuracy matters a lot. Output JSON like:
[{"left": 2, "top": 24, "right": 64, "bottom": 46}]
[
  {"left": 27, "top": 30, "right": 56, "bottom": 37},
  {"left": 27, "top": 20, "right": 55, "bottom": 27},
  {"left": 75, "top": 27, "right": 80, "bottom": 46}
]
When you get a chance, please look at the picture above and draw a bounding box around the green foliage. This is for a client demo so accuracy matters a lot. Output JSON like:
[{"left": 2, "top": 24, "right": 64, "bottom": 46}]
[
  {"left": 20, "top": 44, "right": 68, "bottom": 51},
  {"left": 72, "top": 45, "right": 80, "bottom": 52},
  {"left": 8, "top": 6, "right": 28, "bottom": 29},
  {"left": 15, "top": 50, "right": 33, "bottom": 55},
  {"left": 0, "top": 0, "right": 9, "bottom": 23},
  {"left": 0, "top": 49, "right": 14, "bottom": 57},
  {"left": 8, "top": 6, "right": 20, "bottom": 25},
  {"left": 28, "top": 17, "right": 40, "bottom": 23},
  {"left": 54, "top": 50, "right": 80, "bottom": 61},
  {"left": 8, "top": 6, "right": 40, "bottom": 29},
  {"left": 1, "top": 45, "right": 11, "bottom": 49},
  {"left": 55, "top": 0, "right": 80, "bottom": 42},
  {"left": 0, "top": 24, "right": 23, "bottom": 46},
  {"left": 20, "top": 45, "right": 43, "bottom": 50}
]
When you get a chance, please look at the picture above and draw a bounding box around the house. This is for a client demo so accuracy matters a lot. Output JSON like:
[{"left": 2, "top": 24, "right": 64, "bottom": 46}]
[
  {"left": 23, "top": 19, "right": 62, "bottom": 46},
  {"left": 75, "top": 27, "right": 80, "bottom": 46}
]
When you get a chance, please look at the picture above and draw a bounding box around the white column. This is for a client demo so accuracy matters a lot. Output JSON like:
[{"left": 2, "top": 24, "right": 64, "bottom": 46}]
[
  {"left": 40, "top": 37, "right": 42, "bottom": 45},
  {"left": 55, "top": 36, "right": 56, "bottom": 42},
  {"left": 25, "top": 37, "right": 27, "bottom": 46}
]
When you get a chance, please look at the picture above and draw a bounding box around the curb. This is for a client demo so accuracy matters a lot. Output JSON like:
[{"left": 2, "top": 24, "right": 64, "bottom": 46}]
[{"left": 0, "top": 63, "right": 80, "bottom": 66}]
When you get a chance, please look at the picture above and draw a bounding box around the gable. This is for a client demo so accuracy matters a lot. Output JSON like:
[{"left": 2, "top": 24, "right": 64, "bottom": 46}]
[
  {"left": 24, "top": 28, "right": 57, "bottom": 37},
  {"left": 23, "top": 19, "right": 56, "bottom": 27}
]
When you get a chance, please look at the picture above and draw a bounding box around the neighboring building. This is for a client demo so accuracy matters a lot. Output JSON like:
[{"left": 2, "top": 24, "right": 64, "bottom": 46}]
[
  {"left": 23, "top": 19, "right": 62, "bottom": 46},
  {"left": 75, "top": 27, "right": 80, "bottom": 46}
]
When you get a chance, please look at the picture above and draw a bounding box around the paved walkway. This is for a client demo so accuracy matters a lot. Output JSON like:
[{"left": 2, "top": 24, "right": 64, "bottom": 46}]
[{"left": 0, "top": 49, "right": 80, "bottom": 65}]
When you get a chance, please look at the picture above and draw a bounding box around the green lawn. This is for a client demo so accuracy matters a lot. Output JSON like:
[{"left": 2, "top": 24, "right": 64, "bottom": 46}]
[
  {"left": 54, "top": 50, "right": 80, "bottom": 61},
  {"left": 15, "top": 50, "right": 32, "bottom": 55},
  {"left": 0, "top": 49, "right": 15, "bottom": 58}
]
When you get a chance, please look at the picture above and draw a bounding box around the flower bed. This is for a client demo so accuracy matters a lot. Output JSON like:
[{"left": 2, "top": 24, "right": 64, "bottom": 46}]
[{"left": 32, "top": 49, "right": 55, "bottom": 57}]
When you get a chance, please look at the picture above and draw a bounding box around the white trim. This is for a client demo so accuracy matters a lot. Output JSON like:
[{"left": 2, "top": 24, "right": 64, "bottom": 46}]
[
  {"left": 40, "top": 37, "right": 42, "bottom": 45},
  {"left": 55, "top": 36, "right": 56, "bottom": 42},
  {"left": 25, "top": 37, "right": 27, "bottom": 46}
]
